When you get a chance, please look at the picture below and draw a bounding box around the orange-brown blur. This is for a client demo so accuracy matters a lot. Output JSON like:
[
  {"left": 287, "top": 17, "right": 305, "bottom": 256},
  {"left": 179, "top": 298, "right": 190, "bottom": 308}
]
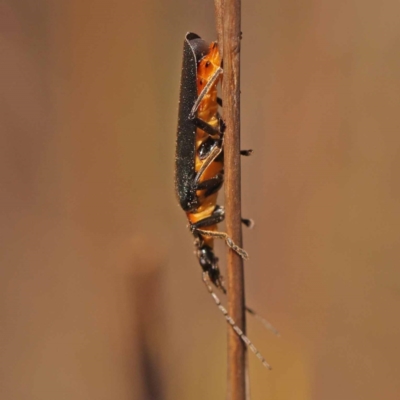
[
  {"left": 187, "top": 41, "right": 222, "bottom": 247},
  {"left": 1, "top": 1, "right": 400, "bottom": 399}
]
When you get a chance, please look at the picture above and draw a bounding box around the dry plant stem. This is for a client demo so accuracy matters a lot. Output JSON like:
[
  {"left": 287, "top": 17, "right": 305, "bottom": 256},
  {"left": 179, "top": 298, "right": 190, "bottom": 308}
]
[
  {"left": 214, "top": 1, "right": 248, "bottom": 400},
  {"left": 214, "top": 0, "right": 224, "bottom": 57}
]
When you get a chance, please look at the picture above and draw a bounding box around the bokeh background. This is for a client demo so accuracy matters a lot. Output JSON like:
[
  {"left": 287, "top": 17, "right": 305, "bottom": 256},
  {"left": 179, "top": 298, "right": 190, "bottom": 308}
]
[{"left": 1, "top": 1, "right": 400, "bottom": 399}]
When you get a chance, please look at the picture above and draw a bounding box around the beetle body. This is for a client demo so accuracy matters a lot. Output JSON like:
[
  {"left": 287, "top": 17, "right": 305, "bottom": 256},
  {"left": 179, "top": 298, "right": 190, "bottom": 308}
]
[
  {"left": 175, "top": 33, "right": 274, "bottom": 370},
  {"left": 175, "top": 32, "right": 225, "bottom": 288}
]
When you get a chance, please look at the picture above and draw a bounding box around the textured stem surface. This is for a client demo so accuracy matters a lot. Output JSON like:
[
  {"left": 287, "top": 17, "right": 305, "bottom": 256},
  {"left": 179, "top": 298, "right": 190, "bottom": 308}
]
[{"left": 214, "top": 1, "right": 247, "bottom": 399}]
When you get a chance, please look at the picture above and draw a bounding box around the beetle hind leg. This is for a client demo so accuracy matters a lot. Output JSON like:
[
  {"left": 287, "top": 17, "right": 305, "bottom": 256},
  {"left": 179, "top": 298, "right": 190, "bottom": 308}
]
[{"left": 195, "top": 173, "right": 224, "bottom": 197}]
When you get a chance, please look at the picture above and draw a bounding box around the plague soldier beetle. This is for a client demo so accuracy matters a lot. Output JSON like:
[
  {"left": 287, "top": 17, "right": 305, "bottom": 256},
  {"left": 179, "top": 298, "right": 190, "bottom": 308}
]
[{"left": 175, "top": 33, "right": 277, "bottom": 369}]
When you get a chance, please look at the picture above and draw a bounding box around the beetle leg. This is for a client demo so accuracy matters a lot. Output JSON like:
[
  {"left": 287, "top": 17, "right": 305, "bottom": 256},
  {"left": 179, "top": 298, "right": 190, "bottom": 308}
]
[
  {"left": 194, "top": 142, "right": 223, "bottom": 185},
  {"left": 195, "top": 173, "right": 224, "bottom": 197},
  {"left": 198, "top": 137, "right": 223, "bottom": 161},
  {"left": 193, "top": 117, "right": 221, "bottom": 137},
  {"left": 218, "top": 115, "right": 226, "bottom": 134},
  {"left": 194, "top": 214, "right": 254, "bottom": 234},
  {"left": 191, "top": 205, "right": 225, "bottom": 230},
  {"left": 189, "top": 67, "right": 223, "bottom": 118}
]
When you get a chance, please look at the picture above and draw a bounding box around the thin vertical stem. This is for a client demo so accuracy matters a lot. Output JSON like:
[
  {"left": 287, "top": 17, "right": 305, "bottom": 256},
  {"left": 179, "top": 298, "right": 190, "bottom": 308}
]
[{"left": 214, "top": 1, "right": 247, "bottom": 399}]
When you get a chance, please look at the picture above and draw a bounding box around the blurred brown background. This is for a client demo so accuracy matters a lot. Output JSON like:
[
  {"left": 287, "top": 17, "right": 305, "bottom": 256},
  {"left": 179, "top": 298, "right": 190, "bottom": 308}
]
[{"left": 1, "top": 0, "right": 400, "bottom": 399}]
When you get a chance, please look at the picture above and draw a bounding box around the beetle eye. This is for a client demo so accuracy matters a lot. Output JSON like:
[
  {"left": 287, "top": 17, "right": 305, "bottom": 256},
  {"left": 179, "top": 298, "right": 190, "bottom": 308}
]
[
  {"left": 199, "top": 79, "right": 203, "bottom": 85},
  {"left": 205, "top": 61, "right": 211, "bottom": 68}
]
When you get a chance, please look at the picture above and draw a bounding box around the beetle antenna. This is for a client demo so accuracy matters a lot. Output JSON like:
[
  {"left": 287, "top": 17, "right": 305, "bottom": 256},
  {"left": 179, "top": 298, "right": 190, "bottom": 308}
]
[
  {"left": 202, "top": 272, "right": 272, "bottom": 370},
  {"left": 196, "top": 228, "right": 249, "bottom": 259},
  {"left": 245, "top": 306, "right": 280, "bottom": 337}
]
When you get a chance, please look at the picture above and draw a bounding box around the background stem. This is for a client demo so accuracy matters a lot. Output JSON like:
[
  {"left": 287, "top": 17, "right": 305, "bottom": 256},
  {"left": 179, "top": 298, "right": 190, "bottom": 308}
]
[{"left": 214, "top": 1, "right": 248, "bottom": 399}]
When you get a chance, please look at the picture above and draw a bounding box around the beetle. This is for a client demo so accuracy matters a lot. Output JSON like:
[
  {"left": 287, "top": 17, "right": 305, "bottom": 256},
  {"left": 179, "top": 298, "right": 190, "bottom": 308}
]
[{"left": 175, "top": 32, "right": 275, "bottom": 369}]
